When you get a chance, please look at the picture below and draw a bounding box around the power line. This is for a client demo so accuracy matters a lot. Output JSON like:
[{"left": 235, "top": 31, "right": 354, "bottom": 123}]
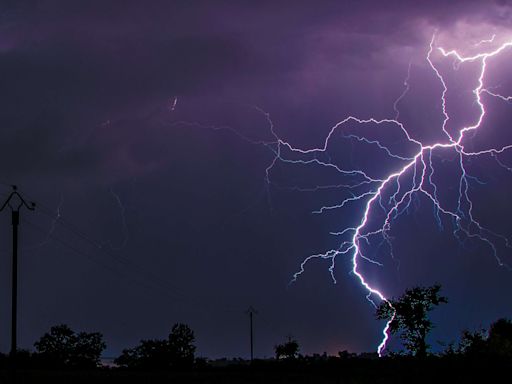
[
  {"left": 22, "top": 218, "right": 189, "bottom": 302},
  {"left": 22, "top": 215, "right": 243, "bottom": 316},
  {"left": 6, "top": 190, "right": 247, "bottom": 326}
]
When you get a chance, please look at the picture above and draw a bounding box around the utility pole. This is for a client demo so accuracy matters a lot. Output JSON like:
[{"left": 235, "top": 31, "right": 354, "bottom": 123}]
[
  {"left": 0, "top": 186, "right": 35, "bottom": 375},
  {"left": 246, "top": 306, "right": 257, "bottom": 362}
]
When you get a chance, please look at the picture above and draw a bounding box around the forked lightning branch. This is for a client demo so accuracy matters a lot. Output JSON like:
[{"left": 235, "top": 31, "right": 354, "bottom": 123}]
[{"left": 262, "top": 33, "right": 512, "bottom": 356}]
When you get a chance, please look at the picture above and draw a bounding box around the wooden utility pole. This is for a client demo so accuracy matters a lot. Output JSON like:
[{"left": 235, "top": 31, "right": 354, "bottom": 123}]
[
  {"left": 0, "top": 186, "right": 35, "bottom": 381},
  {"left": 246, "top": 306, "right": 258, "bottom": 362}
]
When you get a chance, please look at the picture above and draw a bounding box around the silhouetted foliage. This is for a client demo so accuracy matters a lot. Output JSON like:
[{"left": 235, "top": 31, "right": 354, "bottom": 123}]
[
  {"left": 337, "top": 350, "right": 357, "bottom": 359},
  {"left": 34, "top": 324, "right": 105, "bottom": 368},
  {"left": 458, "top": 328, "right": 487, "bottom": 356},
  {"left": 115, "top": 339, "right": 171, "bottom": 369},
  {"left": 0, "top": 349, "right": 34, "bottom": 369},
  {"left": 488, "top": 318, "right": 512, "bottom": 356},
  {"left": 168, "top": 323, "right": 196, "bottom": 367},
  {"left": 275, "top": 338, "right": 299, "bottom": 360},
  {"left": 376, "top": 284, "right": 447, "bottom": 357},
  {"left": 459, "top": 318, "right": 512, "bottom": 358},
  {"left": 115, "top": 323, "right": 196, "bottom": 370}
]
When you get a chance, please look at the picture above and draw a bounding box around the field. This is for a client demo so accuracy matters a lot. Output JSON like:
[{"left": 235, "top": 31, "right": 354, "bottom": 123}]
[{"left": 0, "top": 357, "right": 509, "bottom": 384}]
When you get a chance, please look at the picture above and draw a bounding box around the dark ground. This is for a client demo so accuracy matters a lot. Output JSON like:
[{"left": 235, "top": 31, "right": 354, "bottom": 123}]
[{"left": 0, "top": 357, "right": 509, "bottom": 384}]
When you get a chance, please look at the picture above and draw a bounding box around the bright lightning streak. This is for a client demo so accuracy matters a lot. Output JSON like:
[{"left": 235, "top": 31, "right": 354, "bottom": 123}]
[
  {"left": 169, "top": 31, "right": 512, "bottom": 356},
  {"left": 474, "top": 34, "right": 496, "bottom": 47},
  {"left": 169, "top": 96, "right": 178, "bottom": 111},
  {"left": 263, "top": 33, "right": 512, "bottom": 356},
  {"left": 393, "top": 61, "right": 412, "bottom": 120},
  {"left": 481, "top": 88, "right": 512, "bottom": 102}
]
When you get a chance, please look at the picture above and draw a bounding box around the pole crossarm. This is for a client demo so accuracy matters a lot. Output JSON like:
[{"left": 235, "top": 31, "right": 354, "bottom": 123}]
[{"left": 0, "top": 186, "right": 36, "bottom": 213}]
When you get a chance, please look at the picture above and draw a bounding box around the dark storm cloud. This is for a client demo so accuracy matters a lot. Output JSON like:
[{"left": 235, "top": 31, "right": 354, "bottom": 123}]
[
  {"left": 1, "top": 0, "right": 512, "bottom": 359},
  {"left": 1, "top": 0, "right": 507, "bottom": 183}
]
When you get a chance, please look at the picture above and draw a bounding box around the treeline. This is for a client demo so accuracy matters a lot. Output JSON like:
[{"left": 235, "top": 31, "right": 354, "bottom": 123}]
[
  {"left": 1, "top": 284, "right": 512, "bottom": 371},
  {"left": 0, "top": 323, "right": 200, "bottom": 370},
  {"left": 3, "top": 317, "right": 512, "bottom": 371}
]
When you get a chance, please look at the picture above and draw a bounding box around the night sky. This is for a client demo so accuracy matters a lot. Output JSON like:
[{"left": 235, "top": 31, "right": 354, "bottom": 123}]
[{"left": 1, "top": 0, "right": 512, "bottom": 359}]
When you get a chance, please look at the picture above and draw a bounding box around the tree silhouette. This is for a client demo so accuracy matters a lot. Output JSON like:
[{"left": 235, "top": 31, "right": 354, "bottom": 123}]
[
  {"left": 115, "top": 339, "right": 171, "bottom": 369},
  {"left": 376, "top": 284, "right": 447, "bottom": 357},
  {"left": 168, "top": 323, "right": 196, "bottom": 367},
  {"left": 460, "top": 318, "right": 512, "bottom": 358},
  {"left": 34, "top": 324, "right": 105, "bottom": 368},
  {"left": 115, "top": 323, "right": 196, "bottom": 369},
  {"left": 275, "top": 338, "right": 299, "bottom": 360},
  {"left": 488, "top": 318, "right": 512, "bottom": 357}
]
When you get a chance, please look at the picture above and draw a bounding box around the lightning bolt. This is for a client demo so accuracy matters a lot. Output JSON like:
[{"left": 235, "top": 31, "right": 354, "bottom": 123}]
[
  {"left": 168, "top": 31, "right": 512, "bottom": 356},
  {"left": 393, "top": 61, "right": 412, "bottom": 120},
  {"left": 473, "top": 34, "right": 496, "bottom": 47},
  {"left": 262, "top": 33, "right": 512, "bottom": 356},
  {"left": 169, "top": 96, "right": 178, "bottom": 111}
]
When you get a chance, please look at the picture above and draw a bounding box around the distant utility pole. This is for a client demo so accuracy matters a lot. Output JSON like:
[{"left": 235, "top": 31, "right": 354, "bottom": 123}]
[
  {"left": 0, "top": 186, "right": 35, "bottom": 361},
  {"left": 246, "top": 306, "right": 258, "bottom": 362}
]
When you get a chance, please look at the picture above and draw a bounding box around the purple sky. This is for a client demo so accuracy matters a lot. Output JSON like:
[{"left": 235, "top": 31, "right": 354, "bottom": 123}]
[{"left": 1, "top": 0, "right": 512, "bottom": 358}]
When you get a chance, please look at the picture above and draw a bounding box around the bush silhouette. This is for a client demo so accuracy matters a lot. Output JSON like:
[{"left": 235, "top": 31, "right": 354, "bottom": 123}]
[{"left": 275, "top": 338, "right": 300, "bottom": 360}]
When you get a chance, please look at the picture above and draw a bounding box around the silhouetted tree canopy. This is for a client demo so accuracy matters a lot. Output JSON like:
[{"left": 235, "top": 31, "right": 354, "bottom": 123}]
[
  {"left": 275, "top": 338, "right": 300, "bottom": 360},
  {"left": 115, "top": 323, "right": 196, "bottom": 369},
  {"left": 115, "top": 339, "right": 171, "bottom": 369},
  {"left": 168, "top": 323, "right": 196, "bottom": 367},
  {"left": 34, "top": 324, "right": 105, "bottom": 368},
  {"left": 459, "top": 318, "right": 512, "bottom": 358},
  {"left": 376, "top": 284, "right": 447, "bottom": 357}
]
